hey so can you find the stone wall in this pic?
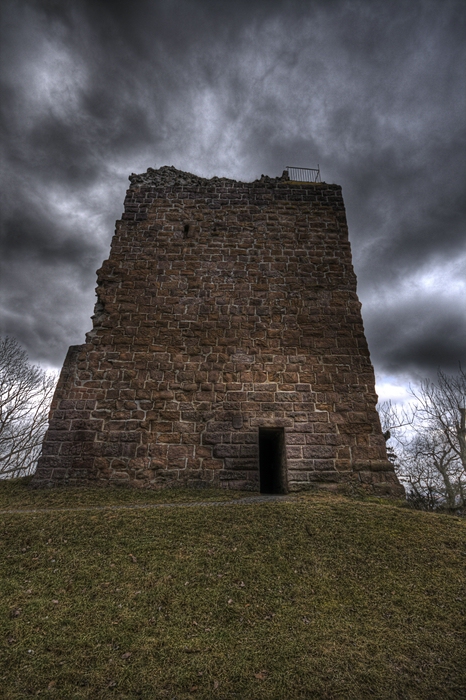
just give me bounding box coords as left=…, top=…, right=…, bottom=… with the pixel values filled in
left=32, top=166, right=404, bottom=496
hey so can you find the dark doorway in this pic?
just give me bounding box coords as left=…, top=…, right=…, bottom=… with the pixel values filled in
left=259, top=428, right=287, bottom=494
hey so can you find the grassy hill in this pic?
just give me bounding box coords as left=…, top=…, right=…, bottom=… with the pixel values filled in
left=1, top=480, right=465, bottom=699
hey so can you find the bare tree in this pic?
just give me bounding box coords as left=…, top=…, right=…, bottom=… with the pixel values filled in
left=398, top=430, right=464, bottom=511
left=378, top=368, right=466, bottom=512
left=411, top=368, right=466, bottom=475
left=0, top=336, right=57, bottom=478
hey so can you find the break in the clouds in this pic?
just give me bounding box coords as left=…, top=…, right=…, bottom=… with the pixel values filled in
left=1, top=0, right=465, bottom=393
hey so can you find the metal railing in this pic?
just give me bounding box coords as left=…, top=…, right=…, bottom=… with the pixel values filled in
left=285, top=165, right=321, bottom=183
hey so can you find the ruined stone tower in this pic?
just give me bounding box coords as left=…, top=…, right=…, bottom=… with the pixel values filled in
left=32, top=166, right=403, bottom=496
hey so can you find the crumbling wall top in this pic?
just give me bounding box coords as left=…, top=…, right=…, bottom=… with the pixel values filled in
left=128, top=165, right=290, bottom=189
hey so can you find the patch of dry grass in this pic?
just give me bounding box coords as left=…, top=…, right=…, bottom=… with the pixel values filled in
left=0, top=482, right=465, bottom=699
left=0, top=477, right=246, bottom=510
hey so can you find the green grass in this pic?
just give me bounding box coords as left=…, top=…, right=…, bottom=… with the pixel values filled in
left=1, top=480, right=465, bottom=699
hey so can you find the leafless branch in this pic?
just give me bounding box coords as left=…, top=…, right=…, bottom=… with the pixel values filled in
left=377, top=368, right=466, bottom=512
left=0, top=336, right=57, bottom=478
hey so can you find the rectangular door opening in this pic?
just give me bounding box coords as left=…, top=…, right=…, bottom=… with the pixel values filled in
left=259, top=427, right=287, bottom=494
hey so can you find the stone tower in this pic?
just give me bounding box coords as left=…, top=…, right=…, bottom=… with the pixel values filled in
left=32, top=166, right=403, bottom=496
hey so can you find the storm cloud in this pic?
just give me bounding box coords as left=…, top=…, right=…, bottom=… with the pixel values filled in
left=1, top=0, right=465, bottom=396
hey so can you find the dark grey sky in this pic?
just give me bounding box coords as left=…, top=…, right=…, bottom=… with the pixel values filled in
left=1, top=0, right=465, bottom=400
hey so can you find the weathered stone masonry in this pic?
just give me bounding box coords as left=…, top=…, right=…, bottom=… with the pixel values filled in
left=32, top=166, right=404, bottom=496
